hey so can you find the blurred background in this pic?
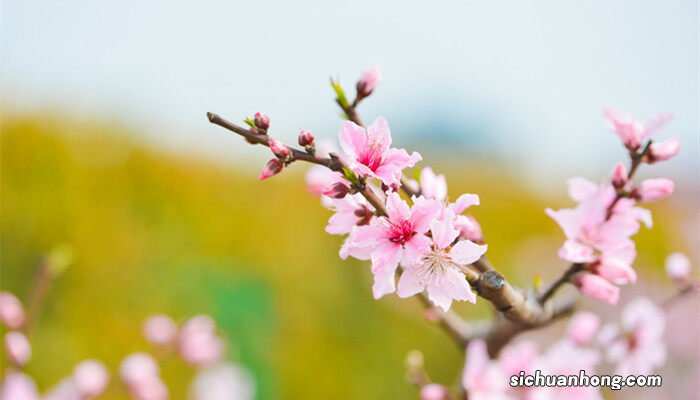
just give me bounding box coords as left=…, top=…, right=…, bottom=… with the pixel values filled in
left=2, top=0, right=698, bottom=399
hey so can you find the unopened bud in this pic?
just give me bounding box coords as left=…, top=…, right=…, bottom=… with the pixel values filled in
left=611, top=162, right=628, bottom=189
left=253, top=112, right=270, bottom=131
left=4, top=331, right=31, bottom=367
left=633, top=178, right=674, bottom=202
left=575, top=273, right=619, bottom=304
left=322, top=182, right=350, bottom=199
left=356, top=66, right=382, bottom=99
left=665, top=252, right=691, bottom=281
left=259, top=159, right=284, bottom=181
left=420, top=384, right=449, bottom=400
left=268, top=139, right=291, bottom=160
left=646, top=138, right=680, bottom=164
left=298, top=129, right=315, bottom=147
left=0, top=291, right=25, bottom=330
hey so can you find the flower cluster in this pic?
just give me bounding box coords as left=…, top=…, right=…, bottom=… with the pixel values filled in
left=0, top=292, right=254, bottom=400
left=302, top=117, right=487, bottom=311
left=546, top=109, right=679, bottom=304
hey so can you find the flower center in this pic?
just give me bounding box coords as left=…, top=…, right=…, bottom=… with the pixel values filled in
left=357, top=141, right=384, bottom=171
left=388, top=220, right=415, bottom=245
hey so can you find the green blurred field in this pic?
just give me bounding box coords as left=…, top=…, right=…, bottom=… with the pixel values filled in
left=0, top=113, right=684, bottom=399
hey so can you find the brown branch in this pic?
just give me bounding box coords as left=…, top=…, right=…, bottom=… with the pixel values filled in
left=661, top=283, right=696, bottom=309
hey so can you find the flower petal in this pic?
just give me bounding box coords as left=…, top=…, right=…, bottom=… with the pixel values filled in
left=450, top=240, right=487, bottom=265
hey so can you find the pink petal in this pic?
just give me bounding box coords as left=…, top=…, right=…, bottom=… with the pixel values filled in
left=402, top=234, right=432, bottom=265
left=545, top=208, right=583, bottom=241
left=370, top=242, right=402, bottom=275
left=372, top=269, right=397, bottom=299
left=567, top=177, right=597, bottom=202
left=373, top=148, right=421, bottom=186
left=386, top=192, right=411, bottom=223
left=338, top=120, right=367, bottom=159
left=430, top=219, right=460, bottom=250
left=575, top=274, right=620, bottom=304
left=396, top=268, right=426, bottom=298
left=426, top=267, right=475, bottom=311
left=566, top=312, right=601, bottom=346
left=409, top=198, right=442, bottom=233
left=449, top=193, right=480, bottom=215
left=450, top=240, right=487, bottom=265
left=643, top=112, right=673, bottom=137
left=366, top=116, right=392, bottom=150
left=419, top=167, right=448, bottom=201
left=558, top=240, right=596, bottom=263
left=596, top=257, right=637, bottom=285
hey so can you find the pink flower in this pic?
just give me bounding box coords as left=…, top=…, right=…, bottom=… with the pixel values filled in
left=258, top=159, right=284, bottom=181
left=566, top=312, right=601, bottom=346
left=419, top=167, right=448, bottom=201
left=342, top=192, right=442, bottom=298
left=665, top=252, right=691, bottom=281
left=356, top=65, right=382, bottom=98
left=73, top=360, right=110, bottom=398
left=420, top=384, right=449, bottom=400
left=0, top=291, right=25, bottom=330
left=326, top=194, right=374, bottom=235
left=0, top=372, right=40, bottom=400
left=4, top=331, right=31, bottom=367
left=575, top=273, right=620, bottom=304
left=531, top=340, right=602, bottom=400
left=144, top=314, right=178, bottom=347
left=397, top=218, right=486, bottom=311
left=178, top=315, right=225, bottom=367
left=462, top=340, right=513, bottom=400
left=339, top=117, right=421, bottom=186
left=546, top=178, right=649, bottom=269
left=604, top=108, right=673, bottom=150
left=634, top=178, right=674, bottom=202
left=447, top=194, right=483, bottom=242
left=647, top=138, right=680, bottom=163
left=189, top=363, right=255, bottom=400
left=599, top=297, right=666, bottom=375
left=498, top=340, right=538, bottom=378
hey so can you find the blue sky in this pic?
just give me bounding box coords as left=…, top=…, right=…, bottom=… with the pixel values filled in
left=2, top=0, right=697, bottom=191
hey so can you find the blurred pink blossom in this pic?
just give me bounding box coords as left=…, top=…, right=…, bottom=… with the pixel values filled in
left=144, top=314, right=178, bottom=347
left=575, top=274, right=620, bottom=304
left=634, top=178, right=675, bottom=202
left=647, top=138, right=680, bottom=163
left=0, top=372, right=39, bottom=400
left=0, top=291, right=25, bottom=330
left=462, top=339, right=512, bottom=400
left=120, top=353, right=168, bottom=400
left=326, top=194, right=374, bottom=235
left=189, top=362, right=255, bottom=400
left=178, top=315, right=225, bottom=367
left=419, top=384, right=449, bottom=400
left=665, top=252, right=691, bottom=281
left=566, top=312, right=601, bottom=346
left=419, top=167, right=447, bottom=201
left=338, top=117, right=421, bottom=186
left=604, top=108, right=673, bottom=151
left=73, top=360, right=109, bottom=398
left=4, top=331, right=31, bottom=367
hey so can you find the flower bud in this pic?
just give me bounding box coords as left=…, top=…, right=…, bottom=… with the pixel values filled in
left=73, top=360, right=110, bottom=398
left=0, top=291, right=25, bottom=330
left=634, top=178, right=674, bottom=202
left=143, top=314, right=178, bottom=347
left=268, top=139, right=291, bottom=160
left=253, top=112, right=270, bottom=131
left=120, top=353, right=159, bottom=387
left=322, top=182, right=350, bottom=199
left=4, top=331, right=31, bottom=367
left=298, top=129, right=315, bottom=147
left=575, top=273, right=619, bottom=304
left=595, top=257, right=637, bottom=285
left=665, top=252, right=691, bottom=281
left=1, top=372, right=39, bottom=400
left=610, top=162, right=628, bottom=189
left=259, top=159, right=284, bottom=181
left=566, top=312, right=600, bottom=346
left=178, top=315, right=225, bottom=367
left=646, top=138, right=680, bottom=163
left=356, top=65, right=382, bottom=99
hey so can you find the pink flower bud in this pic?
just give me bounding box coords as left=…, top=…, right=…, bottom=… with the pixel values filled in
left=322, top=182, right=350, bottom=199
left=0, top=291, right=25, bottom=330
left=268, top=139, right=291, bottom=159
left=298, top=129, right=315, bottom=147
left=566, top=312, right=600, bottom=345
left=634, top=178, right=674, bottom=202
left=646, top=138, right=680, bottom=163
left=253, top=112, right=269, bottom=131
left=575, top=273, right=619, bottom=304
left=595, top=257, right=637, bottom=285
left=610, top=162, right=628, bottom=189
left=143, top=314, right=178, bottom=346
left=178, top=315, right=225, bottom=367
left=0, top=372, right=40, bottom=400
left=73, top=360, right=110, bottom=398
left=259, top=159, right=284, bottom=181
left=356, top=65, right=382, bottom=98
left=603, top=108, right=645, bottom=151
left=4, top=331, right=31, bottom=367
left=420, top=384, right=449, bottom=400
left=665, top=252, right=691, bottom=281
